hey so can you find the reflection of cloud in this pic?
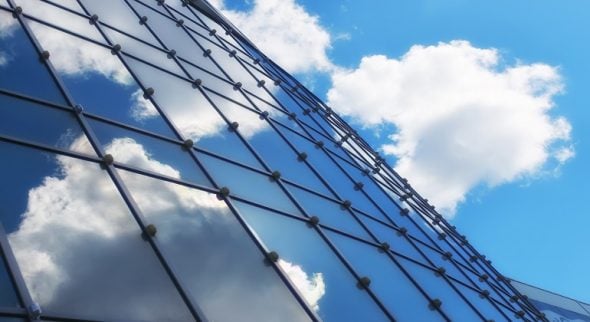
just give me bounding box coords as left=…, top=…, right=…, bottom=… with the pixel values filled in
left=0, top=11, right=18, bottom=66
left=328, top=40, right=571, bottom=216
left=279, top=259, right=325, bottom=312
left=26, top=20, right=132, bottom=85
left=8, top=136, right=313, bottom=319
left=130, top=89, right=159, bottom=121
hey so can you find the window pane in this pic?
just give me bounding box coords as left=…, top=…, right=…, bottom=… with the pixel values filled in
left=89, top=118, right=210, bottom=186
left=80, top=0, right=158, bottom=44
left=359, top=216, right=427, bottom=263
left=0, top=141, right=192, bottom=321
left=286, top=183, right=372, bottom=240
left=0, top=11, right=66, bottom=104
left=397, top=256, right=482, bottom=321
left=120, top=170, right=311, bottom=322
left=235, top=201, right=389, bottom=322
left=0, top=94, right=93, bottom=154
left=199, top=153, right=299, bottom=215
left=0, top=250, right=20, bottom=308
left=457, top=283, right=510, bottom=321
left=15, top=0, right=105, bottom=43
left=127, top=57, right=263, bottom=168
left=26, top=21, right=177, bottom=138
left=326, top=230, right=446, bottom=322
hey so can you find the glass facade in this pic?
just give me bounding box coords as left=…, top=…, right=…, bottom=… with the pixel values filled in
left=0, top=0, right=546, bottom=321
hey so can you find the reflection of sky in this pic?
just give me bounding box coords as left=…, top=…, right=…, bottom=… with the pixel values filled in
left=0, top=137, right=319, bottom=321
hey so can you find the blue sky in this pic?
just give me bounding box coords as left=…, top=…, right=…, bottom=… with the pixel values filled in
left=217, top=0, right=590, bottom=302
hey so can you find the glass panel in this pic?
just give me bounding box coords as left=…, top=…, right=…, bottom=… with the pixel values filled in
left=131, top=1, right=225, bottom=77
left=359, top=216, right=427, bottom=263
left=105, top=27, right=184, bottom=76
left=286, top=183, right=372, bottom=240
left=397, top=256, right=482, bottom=321
left=0, top=11, right=66, bottom=104
left=47, top=0, right=84, bottom=14
left=80, top=0, right=158, bottom=43
left=127, top=57, right=262, bottom=168
left=0, top=141, right=192, bottom=321
left=419, top=244, right=473, bottom=286
left=325, top=230, right=446, bottom=322
left=120, top=170, right=310, bottom=322
left=0, top=93, right=93, bottom=154
left=26, top=20, right=176, bottom=137
left=247, top=124, right=332, bottom=195
left=199, top=153, right=300, bottom=215
left=457, top=284, right=510, bottom=321
left=0, top=251, right=20, bottom=307
left=14, top=0, right=105, bottom=43
left=235, top=201, right=389, bottom=322
left=280, top=127, right=386, bottom=218
left=88, top=118, right=210, bottom=187
left=512, top=280, right=590, bottom=316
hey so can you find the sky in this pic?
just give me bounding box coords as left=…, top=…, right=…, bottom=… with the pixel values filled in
left=211, top=0, right=590, bottom=303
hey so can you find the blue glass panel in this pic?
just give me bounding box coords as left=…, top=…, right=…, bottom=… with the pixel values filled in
left=286, top=183, right=372, bottom=240
left=0, top=11, right=66, bottom=104
left=0, top=251, right=20, bottom=307
left=397, top=256, right=482, bottom=321
left=126, top=56, right=263, bottom=168
left=199, top=153, right=300, bottom=215
left=121, top=171, right=311, bottom=322
left=88, top=118, right=210, bottom=187
left=359, top=216, right=428, bottom=263
left=280, top=127, right=386, bottom=218
left=24, top=21, right=177, bottom=138
left=0, top=93, right=93, bottom=154
left=326, top=230, right=446, bottom=322
left=419, top=244, right=473, bottom=286
left=235, top=201, right=389, bottom=322
left=457, top=283, right=510, bottom=321
left=248, top=125, right=332, bottom=196
left=0, top=141, right=192, bottom=321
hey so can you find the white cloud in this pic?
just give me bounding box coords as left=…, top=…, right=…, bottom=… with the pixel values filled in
left=211, top=0, right=334, bottom=73
left=130, top=89, right=159, bottom=121
left=278, top=259, right=325, bottom=312
left=327, top=40, right=571, bottom=215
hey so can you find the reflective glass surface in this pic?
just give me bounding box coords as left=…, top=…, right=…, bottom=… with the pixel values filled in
left=0, top=142, right=192, bottom=321
left=286, top=183, right=372, bottom=240
left=397, top=256, right=482, bottom=321
left=457, top=283, right=509, bottom=321
left=326, top=230, right=445, bottom=322
left=0, top=253, right=19, bottom=307
left=89, top=118, right=210, bottom=187
left=121, top=170, right=310, bottom=322
left=0, top=93, right=93, bottom=154
left=26, top=20, right=178, bottom=138
left=235, top=201, right=389, bottom=322
left=0, top=11, right=66, bottom=104
left=199, top=153, right=300, bottom=215
left=127, top=57, right=263, bottom=168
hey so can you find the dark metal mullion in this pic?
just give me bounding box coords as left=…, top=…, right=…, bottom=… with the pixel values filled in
left=268, top=119, right=449, bottom=321
left=87, top=1, right=320, bottom=319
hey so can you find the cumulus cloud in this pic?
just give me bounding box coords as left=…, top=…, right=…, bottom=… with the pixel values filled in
left=0, top=11, right=18, bottom=66
left=8, top=136, right=323, bottom=319
left=278, top=259, right=325, bottom=312
left=210, top=0, right=334, bottom=74
left=327, top=40, right=571, bottom=215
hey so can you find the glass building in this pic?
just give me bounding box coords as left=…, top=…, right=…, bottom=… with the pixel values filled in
left=0, top=0, right=548, bottom=321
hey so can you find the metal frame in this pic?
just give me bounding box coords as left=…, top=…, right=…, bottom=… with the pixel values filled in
left=0, top=0, right=547, bottom=321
